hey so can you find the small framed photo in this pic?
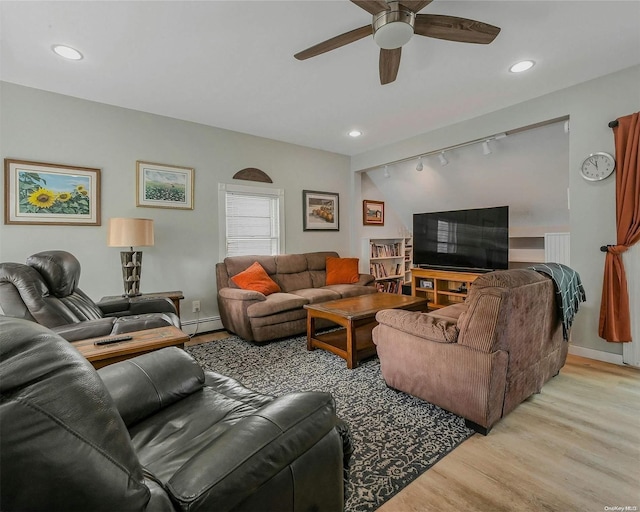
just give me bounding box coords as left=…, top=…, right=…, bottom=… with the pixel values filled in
left=303, top=190, right=339, bottom=231
left=136, top=161, right=194, bottom=210
left=4, top=159, right=101, bottom=226
left=363, top=199, right=384, bottom=226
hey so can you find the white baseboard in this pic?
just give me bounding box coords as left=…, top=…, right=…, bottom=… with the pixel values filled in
left=568, top=344, right=624, bottom=366
left=180, top=316, right=223, bottom=336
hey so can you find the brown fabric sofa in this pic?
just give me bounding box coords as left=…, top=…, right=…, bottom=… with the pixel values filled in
left=216, top=251, right=377, bottom=342
left=372, top=269, right=568, bottom=434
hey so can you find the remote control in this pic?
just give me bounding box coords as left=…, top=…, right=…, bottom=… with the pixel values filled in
left=94, top=335, right=133, bottom=345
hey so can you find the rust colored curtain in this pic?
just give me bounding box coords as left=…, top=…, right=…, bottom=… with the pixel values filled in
left=599, top=112, right=640, bottom=342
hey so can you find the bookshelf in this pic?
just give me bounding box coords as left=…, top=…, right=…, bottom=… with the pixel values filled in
left=361, top=237, right=413, bottom=294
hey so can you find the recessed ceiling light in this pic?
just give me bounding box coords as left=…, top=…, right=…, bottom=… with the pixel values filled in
left=509, top=60, right=535, bottom=73
left=348, top=130, right=362, bottom=138
left=52, top=44, right=83, bottom=61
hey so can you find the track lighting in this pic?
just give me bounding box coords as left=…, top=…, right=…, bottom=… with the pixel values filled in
left=370, top=131, right=509, bottom=173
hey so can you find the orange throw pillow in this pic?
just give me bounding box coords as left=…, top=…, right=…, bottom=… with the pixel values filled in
left=231, top=261, right=281, bottom=296
left=326, top=257, right=360, bottom=285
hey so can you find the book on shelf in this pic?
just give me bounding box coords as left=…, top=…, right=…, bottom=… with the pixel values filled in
left=370, top=242, right=402, bottom=258
left=375, top=279, right=402, bottom=294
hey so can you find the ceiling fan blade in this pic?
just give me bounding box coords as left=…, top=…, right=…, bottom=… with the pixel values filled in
left=350, top=0, right=390, bottom=15
left=414, top=14, right=501, bottom=44
left=294, top=25, right=373, bottom=60
left=379, top=47, right=402, bottom=85
left=399, top=1, right=433, bottom=13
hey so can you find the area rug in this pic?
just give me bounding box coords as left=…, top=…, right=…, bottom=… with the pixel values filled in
left=187, top=334, right=474, bottom=512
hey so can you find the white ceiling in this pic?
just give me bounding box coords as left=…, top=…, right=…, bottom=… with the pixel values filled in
left=1, top=1, right=639, bottom=156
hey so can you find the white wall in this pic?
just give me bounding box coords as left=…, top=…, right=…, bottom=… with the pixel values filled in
left=351, top=64, right=640, bottom=357
left=361, top=120, right=570, bottom=232
left=0, top=82, right=352, bottom=331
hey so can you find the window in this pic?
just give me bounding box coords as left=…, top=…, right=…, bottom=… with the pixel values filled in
left=218, top=183, right=285, bottom=259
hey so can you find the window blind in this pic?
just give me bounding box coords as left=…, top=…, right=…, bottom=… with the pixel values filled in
left=225, top=191, right=280, bottom=257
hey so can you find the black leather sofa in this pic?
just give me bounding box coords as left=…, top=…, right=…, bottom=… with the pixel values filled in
left=0, top=250, right=180, bottom=340
left=0, top=316, right=351, bottom=511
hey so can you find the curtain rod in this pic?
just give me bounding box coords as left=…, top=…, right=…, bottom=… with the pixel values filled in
left=608, top=120, right=619, bottom=128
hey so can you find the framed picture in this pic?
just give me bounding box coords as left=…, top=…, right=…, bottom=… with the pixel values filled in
left=303, top=190, right=339, bottom=231
left=4, top=159, right=101, bottom=226
left=136, top=161, right=194, bottom=210
left=363, top=199, right=384, bottom=226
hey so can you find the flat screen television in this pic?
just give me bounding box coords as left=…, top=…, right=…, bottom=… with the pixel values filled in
left=413, top=206, right=509, bottom=272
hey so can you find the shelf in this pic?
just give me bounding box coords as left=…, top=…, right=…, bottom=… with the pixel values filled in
left=411, top=268, right=481, bottom=309
left=375, top=274, right=404, bottom=281
left=509, top=248, right=545, bottom=263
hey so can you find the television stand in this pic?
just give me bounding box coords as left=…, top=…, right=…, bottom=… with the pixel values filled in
left=410, top=268, right=482, bottom=309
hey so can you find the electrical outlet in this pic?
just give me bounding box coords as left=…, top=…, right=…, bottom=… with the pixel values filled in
left=192, top=300, right=201, bottom=313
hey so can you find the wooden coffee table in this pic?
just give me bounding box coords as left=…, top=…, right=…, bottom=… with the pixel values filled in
left=305, top=293, right=427, bottom=369
left=71, top=325, right=189, bottom=369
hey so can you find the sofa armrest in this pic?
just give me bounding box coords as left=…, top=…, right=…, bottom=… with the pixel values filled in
left=375, top=309, right=459, bottom=343
left=110, top=313, right=179, bottom=332
left=167, top=392, right=340, bottom=511
left=52, top=317, right=116, bottom=341
left=357, top=273, right=375, bottom=286
left=97, top=296, right=177, bottom=316
left=217, top=287, right=267, bottom=340
left=98, top=347, right=204, bottom=427
left=218, top=287, right=266, bottom=302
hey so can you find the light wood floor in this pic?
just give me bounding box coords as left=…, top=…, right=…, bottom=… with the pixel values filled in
left=379, top=354, right=640, bottom=512
left=190, top=333, right=640, bottom=511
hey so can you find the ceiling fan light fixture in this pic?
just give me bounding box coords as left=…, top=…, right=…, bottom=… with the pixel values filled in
left=373, top=2, right=415, bottom=49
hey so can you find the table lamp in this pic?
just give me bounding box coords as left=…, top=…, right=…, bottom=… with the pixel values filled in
left=107, top=217, right=154, bottom=296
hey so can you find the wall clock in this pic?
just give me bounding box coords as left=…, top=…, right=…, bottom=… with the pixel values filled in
left=580, top=152, right=616, bottom=181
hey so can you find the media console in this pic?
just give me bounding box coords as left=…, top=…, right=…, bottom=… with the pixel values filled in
left=410, top=268, right=482, bottom=309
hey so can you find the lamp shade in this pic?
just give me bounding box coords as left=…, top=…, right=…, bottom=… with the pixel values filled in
left=107, top=218, right=154, bottom=248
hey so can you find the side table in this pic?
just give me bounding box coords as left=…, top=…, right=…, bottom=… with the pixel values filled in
left=143, top=291, right=185, bottom=317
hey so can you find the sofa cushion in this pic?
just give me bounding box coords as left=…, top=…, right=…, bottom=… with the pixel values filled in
left=326, top=257, right=359, bottom=285
left=375, top=309, right=459, bottom=343
left=247, top=293, right=309, bottom=318
left=306, top=251, right=339, bottom=288
left=231, top=262, right=281, bottom=296
left=323, top=284, right=379, bottom=299
left=225, top=256, right=277, bottom=284
left=290, top=288, right=341, bottom=304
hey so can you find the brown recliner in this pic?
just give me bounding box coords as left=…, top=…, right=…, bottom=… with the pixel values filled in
left=0, top=250, right=180, bottom=341
left=372, top=269, right=571, bottom=434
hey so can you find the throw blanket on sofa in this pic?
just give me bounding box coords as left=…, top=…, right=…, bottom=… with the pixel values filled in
left=529, top=263, right=587, bottom=341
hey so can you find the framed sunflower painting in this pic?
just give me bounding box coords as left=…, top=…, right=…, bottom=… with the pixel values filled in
left=4, top=159, right=101, bottom=225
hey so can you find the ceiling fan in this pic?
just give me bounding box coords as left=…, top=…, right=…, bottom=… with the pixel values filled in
left=294, top=0, right=500, bottom=85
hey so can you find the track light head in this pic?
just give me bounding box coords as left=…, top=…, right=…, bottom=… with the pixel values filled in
left=482, top=140, right=491, bottom=155
left=438, top=152, right=448, bottom=166
left=383, top=165, right=390, bottom=178
left=416, top=157, right=423, bottom=172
